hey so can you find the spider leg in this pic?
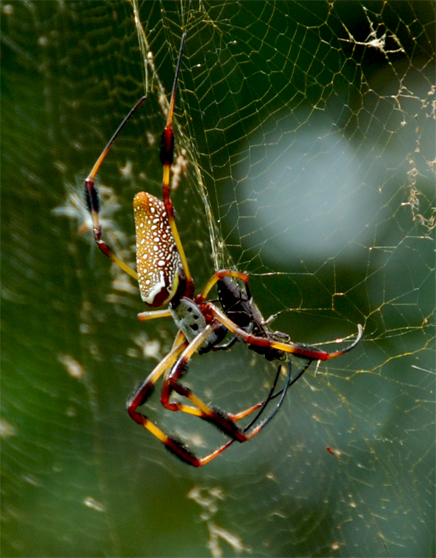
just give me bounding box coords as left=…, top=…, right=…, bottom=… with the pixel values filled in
left=161, top=323, right=295, bottom=443
left=162, top=341, right=291, bottom=424
left=137, top=308, right=173, bottom=322
left=126, top=337, right=210, bottom=465
left=127, top=338, right=187, bottom=417
left=241, top=361, right=292, bottom=437
left=128, top=326, right=296, bottom=467
left=159, top=33, right=194, bottom=296
left=84, top=97, right=147, bottom=280
left=184, top=361, right=293, bottom=465
left=198, top=269, right=251, bottom=302
left=159, top=324, right=240, bottom=419
left=170, top=360, right=293, bottom=465
left=209, top=304, right=363, bottom=361
left=159, top=329, right=212, bottom=418
left=162, top=360, right=291, bottom=423
left=177, top=360, right=313, bottom=465
left=126, top=324, right=243, bottom=467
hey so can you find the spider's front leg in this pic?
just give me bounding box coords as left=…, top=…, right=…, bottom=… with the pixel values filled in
left=84, top=97, right=147, bottom=281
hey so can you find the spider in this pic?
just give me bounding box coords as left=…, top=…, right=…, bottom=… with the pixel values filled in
left=84, top=33, right=363, bottom=467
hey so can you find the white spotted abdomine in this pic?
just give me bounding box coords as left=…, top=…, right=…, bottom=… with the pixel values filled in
left=134, top=192, right=181, bottom=307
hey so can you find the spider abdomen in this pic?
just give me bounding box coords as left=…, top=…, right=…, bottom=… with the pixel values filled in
left=134, top=192, right=182, bottom=308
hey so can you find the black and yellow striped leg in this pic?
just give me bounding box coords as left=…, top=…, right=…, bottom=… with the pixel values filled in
left=127, top=325, right=296, bottom=466
left=209, top=304, right=364, bottom=361
left=160, top=325, right=292, bottom=443
left=161, top=342, right=294, bottom=428
left=126, top=331, right=241, bottom=467
left=158, top=33, right=195, bottom=298
left=84, top=97, right=148, bottom=281
left=126, top=338, right=204, bottom=464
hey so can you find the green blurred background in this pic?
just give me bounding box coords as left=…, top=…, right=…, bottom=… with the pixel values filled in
left=1, top=1, right=434, bottom=557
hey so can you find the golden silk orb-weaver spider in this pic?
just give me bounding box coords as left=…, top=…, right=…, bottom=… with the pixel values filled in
left=84, top=33, right=363, bottom=467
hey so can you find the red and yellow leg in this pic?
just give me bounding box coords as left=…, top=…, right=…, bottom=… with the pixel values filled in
left=160, top=324, right=292, bottom=442
left=158, top=33, right=194, bottom=296
left=209, top=304, right=363, bottom=361
left=84, top=97, right=148, bottom=280
left=126, top=331, right=240, bottom=467
left=198, top=269, right=252, bottom=302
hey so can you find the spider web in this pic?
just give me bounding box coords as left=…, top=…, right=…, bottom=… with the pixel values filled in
left=1, top=1, right=434, bottom=557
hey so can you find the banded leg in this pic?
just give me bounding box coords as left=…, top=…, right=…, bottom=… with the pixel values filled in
left=194, top=360, right=293, bottom=464
left=137, top=309, right=173, bottom=321
left=126, top=338, right=204, bottom=463
left=158, top=33, right=194, bottom=296
left=84, top=97, right=147, bottom=280
left=129, top=325, right=294, bottom=466
left=209, top=304, right=364, bottom=361
left=161, top=325, right=293, bottom=443
left=83, top=33, right=190, bottom=291
left=160, top=358, right=312, bottom=466
left=126, top=329, right=242, bottom=467
left=162, top=355, right=291, bottom=425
